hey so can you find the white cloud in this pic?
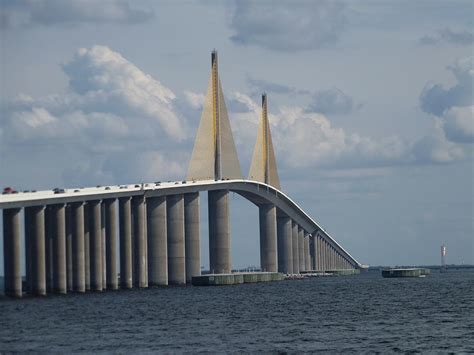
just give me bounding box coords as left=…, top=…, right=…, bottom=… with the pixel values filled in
left=228, top=0, right=347, bottom=51
left=419, top=56, right=473, bottom=116
left=419, top=56, right=473, bottom=144
left=1, top=0, right=153, bottom=28
left=305, top=88, right=358, bottom=115
left=1, top=46, right=190, bottom=187
left=443, top=106, right=474, bottom=143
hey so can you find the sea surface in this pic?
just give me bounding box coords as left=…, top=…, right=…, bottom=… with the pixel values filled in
left=1, top=270, right=473, bottom=353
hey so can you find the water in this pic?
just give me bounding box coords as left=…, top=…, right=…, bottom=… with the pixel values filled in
left=1, top=271, right=473, bottom=352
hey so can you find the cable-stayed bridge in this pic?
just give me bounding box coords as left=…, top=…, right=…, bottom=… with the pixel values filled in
left=0, top=51, right=364, bottom=297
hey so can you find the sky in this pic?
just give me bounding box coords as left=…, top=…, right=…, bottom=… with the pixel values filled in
left=0, top=0, right=473, bottom=271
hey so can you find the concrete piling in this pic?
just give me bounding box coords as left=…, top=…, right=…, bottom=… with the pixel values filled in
left=84, top=204, right=90, bottom=290
left=66, top=206, right=73, bottom=292
left=27, top=206, right=46, bottom=295
left=71, top=202, right=85, bottom=293
left=277, top=216, right=292, bottom=274
left=304, top=232, right=311, bottom=272
left=292, top=221, right=299, bottom=274
left=51, top=204, right=67, bottom=294
left=45, top=207, right=53, bottom=292
left=146, top=196, right=168, bottom=286
left=3, top=208, right=22, bottom=297
left=184, top=192, right=200, bottom=283
left=133, top=196, right=147, bottom=288
left=119, top=197, right=132, bottom=289
left=259, top=204, right=277, bottom=272
left=167, top=194, right=185, bottom=285
left=298, top=227, right=305, bottom=272
left=89, top=200, right=103, bottom=291
left=104, top=199, right=118, bottom=290
left=208, top=190, right=231, bottom=274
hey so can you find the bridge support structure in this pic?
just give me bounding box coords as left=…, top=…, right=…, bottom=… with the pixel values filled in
left=147, top=196, right=168, bottom=286
left=277, top=216, right=293, bottom=274
left=167, top=194, right=185, bottom=285
left=185, top=192, right=200, bottom=283
left=259, top=204, right=277, bottom=272
left=208, top=190, right=231, bottom=274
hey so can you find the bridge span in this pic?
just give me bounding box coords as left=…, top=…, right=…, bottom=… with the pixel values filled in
left=1, top=178, right=362, bottom=297
left=1, top=51, right=364, bottom=298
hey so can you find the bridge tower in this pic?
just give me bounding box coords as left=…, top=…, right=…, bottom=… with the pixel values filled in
left=187, top=51, right=241, bottom=274
left=248, top=94, right=281, bottom=190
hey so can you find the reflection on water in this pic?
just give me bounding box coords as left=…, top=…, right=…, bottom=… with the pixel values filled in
left=1, top=271, right=473, bottom=352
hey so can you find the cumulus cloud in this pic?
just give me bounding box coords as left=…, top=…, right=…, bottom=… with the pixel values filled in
left=1, top=0, right=153, bottom=28
left=305, top=88, right=358, bottom=115
left=419, top=56, right=473, bottom=144
left=1, top=45, right=190, bottom=188
left=226, top=93, right=462, bottom=170
left=246, top=77, right=309, bottom=95
left=419, top=28, right=474, bottom=46
left=228, top=0, right=347, bottom=51
left=443, top=106, right=474, bottom=143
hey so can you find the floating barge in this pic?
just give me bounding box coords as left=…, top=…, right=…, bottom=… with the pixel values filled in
left=382, top=268, right=430, bottom=278
left=192, top=272, right=285, bottom=286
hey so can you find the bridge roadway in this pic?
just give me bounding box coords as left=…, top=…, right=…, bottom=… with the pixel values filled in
left=0, top=179, right=362, bottom=297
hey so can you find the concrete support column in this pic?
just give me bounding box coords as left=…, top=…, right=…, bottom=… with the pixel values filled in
left=84, top=204, right=90, bottom=290
left=66, top=206, right=73, bottom=292
left=322, top=239, right=327, bottom=271
left=24, top=209, right=32, bottom=294
left=208, top=190, right=231, bottom=274
left=312, top=235, right=318, bottom=271
left=26, top=206, right=46, bottom=295
left=104, top=199, right=118, bottom=290
left=71, top=202, right=85, bottom=293
left=298, top=227, right=305, bottom=272
left=119, top=197, right=132, bottom=289
left=147, top=196, right=167, bottom=286
left=45, top=207, right=53, bottom=292
left=3, top=208, right=22, bottom=297
left=259, top=204, right=277, bottom=272
left=185, top=192, right=200, bottom=283
left=89, top=200, right=103, bottom=291
left=51, top=204, right=67, bottom=294
left=277, top=216, right=293, bottom=274
left=167, top=194, right=185, bottom=285
left=291, top=221, right=299, bottom=274
left=133, top=196, right=147, bottom=288
left=304, top=233, right=311, bottom=271
left=101, top=203, right=106, bottom=290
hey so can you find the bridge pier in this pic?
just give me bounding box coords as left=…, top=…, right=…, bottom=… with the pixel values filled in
left=292, top=221, right=299, bottom=274
left=185, top=192, right=200, bottom=283
left=133, top=196, right=147, bottom=288
left=208, top=190, right=231, bottom=274
left=147, top=196, right=168, bottom=286
left=26, top=206, right=46, bottom=295
left=104, top=199, right=118, bottom=290
left=84, top=204, right=90, bottom=291
left=3, top=208, right=22, bottom=297
left=66, top=206, right=73, bottom=292
left=119, top=197, right=133, bottom=289
left=259, top=204, right=277, bottom=272
left=277, top=216, right=293, bottom=274
left=311, top=234, right=317, bottom=271
left=45, top=207, right=53, bottom=292
left=24, top=208, right=32, bottom=294
left=304, top=232, right=311, bottom=272
left=298, top=226, right=305, bottom=272
left=167, top=194, right=185, bottom=285
left=51, top=204, right=67, bottom=294
left=71, top=202, right=85, bottom=293
left=89, top=200, right=103, bottom=291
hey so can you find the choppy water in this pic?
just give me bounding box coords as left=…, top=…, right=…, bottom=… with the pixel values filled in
left=1, top=270, right=473, bottom=353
